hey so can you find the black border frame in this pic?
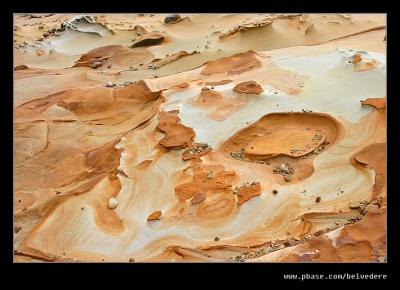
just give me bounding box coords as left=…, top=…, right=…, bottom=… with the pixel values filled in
left=2, top=0, right=399, bottom=285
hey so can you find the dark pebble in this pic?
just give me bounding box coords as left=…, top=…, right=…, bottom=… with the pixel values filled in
left=164, top=14, right=181, bottom=24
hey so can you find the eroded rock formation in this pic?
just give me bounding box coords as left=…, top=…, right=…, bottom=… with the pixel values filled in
left=14, top=13, right=386, bottom=262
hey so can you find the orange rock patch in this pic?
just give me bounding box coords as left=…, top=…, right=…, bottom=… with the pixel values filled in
left=245, top=128, right=326, bottom=159
left=189, top=87, right=252, bottom=121
left=236, top=182, right=261, bottom=205
left=170, top=82, right=190, bottom=89
left=131, top=33, right=165, bottom=48
left=353, top=142, right=386, bottom=199
left=195, top=88, right=224, bottom=107
left=175, top=168, right=236, bottom=202
left=191, top=192, right=206, bottom=204
left=14, top=64, right=29, bottom=71
left=16, top=80, right=162, bottom=125
left=147, top=210, right=162, bottom=221
left=14, top=80, right=162, bottom=220
left=196, top=193, right=236, bottom=219
left=182, top=143, right=212, bottom=161
left=361, top=97, right=386, bottom=110
left=352, top=54, right=380, bottom=72
left=175, top=160, right=237, bottom=219
left=182, top=148, right=211, bottom=160
left=353, top=53, right=362, bottom=64
left=233, top=81, right=264, bottom=94
left=73, top=45, right=121, bottom=68
left=280, top=206, right=386, bottom=262
left=201, top=51, right=261, bottom=76
left=221, top=112, right=341, bottom=184
left=156, top=110, right=195, bottom=150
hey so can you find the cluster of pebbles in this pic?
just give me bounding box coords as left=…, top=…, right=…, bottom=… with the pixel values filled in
left=40, top=24, right=66, bottom=39
left=312, top=133, right=324, bottom=143
left=230, top=241, right=292, bottom=262
left=184, top=142, right=211, bottom=156
left=289, top=131, right=327, bottom=158
left=233, top=181, right=258, bottom=194
left=349, top=200, right=371, bottom=215
left=148, top=63, right=158, bottom=70
left=300, top=147, right=322, bottom=158
left=230, top=148, right=269, bottom=164
left=192, top=142, right=211, bottom=153
left=38, top=15, right=93, bottom=41
left=347, top=216, right=362, bottom=224
left=341, top=198, right=378, bottom=224
left=16, top=15, right=103, bottom=48
left=104, top=81, right=133, bottom=87
left=15, top=23, right=65, bottom=47
left=229, top=212, right=365, bottom=262
left=300, top=142, right=329, bottom=159
left=241, top=202, right=380, bottom=261
left=229, top=197, right=379, bottom=261
left=15, top=41, right=28, bottom=48
left=206, top=171, right=215, bottom=179
left=273, top=163, right=295, bottom=182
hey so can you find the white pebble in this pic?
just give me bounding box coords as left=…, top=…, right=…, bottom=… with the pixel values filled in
left=108, top=197, right=118, bottom=209
left=91, top=61, right=102, bottom=68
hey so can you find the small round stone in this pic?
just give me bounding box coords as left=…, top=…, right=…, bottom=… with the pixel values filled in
left=108, top=197, right=118, bottom=209
left=91, top=61, right=102, bottom=69
left=164, top=14, right=181, bottom=24
left=105, top=81, right=115, bottom=87
left=284, top=175, right=291, bottom=182
left=14, top=226, right=22, bottom=233
left=272, top=189, right=278, bottom=195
